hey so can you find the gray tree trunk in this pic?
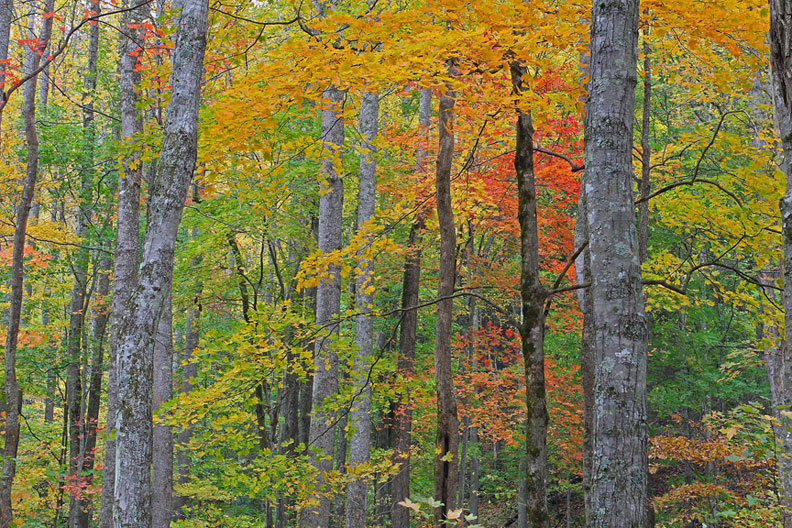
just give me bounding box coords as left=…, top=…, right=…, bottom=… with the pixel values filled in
left=511, top=62, right=549, bottom=528
left=99, top=2, right=147, bottom=525
left=302, top=85, right=345, bottom=528
left=391, top=86, right=430, bottom=528
left=574, top=186, right=595, bottom=528
left=0, top=9, right=49, bottom=525
left=433, top=74, right=460, bottom=526
left=152, top=286, right=174, bottom=528
left=585, top=1, right=648, bottom=527
left=345, top=91, right=379, bottom=528
left=112, top=0, right=208, bottom=525
left=769, top=3, right=792, bottom=524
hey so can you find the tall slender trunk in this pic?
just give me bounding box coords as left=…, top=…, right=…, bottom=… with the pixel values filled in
left=511, top=62, right=549, bottom=528
left=113, top=0, right=208, bottom=524
left=301, top=83, right=345, bottom=528
left=345, top=91, right=379, bottom=528
left=0, top=9, right=49, bottom=525
left=468, top=430, right=479, bottom=519
left=175, top=222, right=202, bottom=519
left=391, top=86, right=430, bottom=528
left=76, top=254, right=111, bottom=528
left=433, top=71, right=460, bottom=526
left=99, top=2, right=147, bottom=525
left=574, top=186, right=595, bottom=527
left=457, top=230, right=475, bottom=518
left=638, top=33, right=656, bottom=527
left=585, top=1, right=648, bottom=527
left=638, top=36, right=652, bottom=264
left=68, top=5, right=99, bottom=523
left=152, top=286, right=174, bottom=528
left=769, top=2, right=792, bottom=524
left=175, top=300, right=200, bottom=517
left=44, top=201, right=57, bottom=424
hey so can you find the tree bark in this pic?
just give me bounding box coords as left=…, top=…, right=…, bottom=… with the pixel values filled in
left=99, top=2, right=147, bottom=525
left=76, top=254, right=111, bottom=528
left=302, top=85, right=345, bottom=528
left=345, top=90, right=379, bottom=528
left=511, top=62, right=549, bottom=528
left=0, top=8, right=49, bottom=525
left=585, top=1, right=648, bottom=527
left=391, top=86, right=430, bottom=528
left=769, top=2, right=792, bottom=524
left=433, top=72, right=460, bottom=526
left=574, top=186, right=595, bottom=528
left=152, top=286, right=174, bottom=528
left=112, top=0, right=208, bottom=525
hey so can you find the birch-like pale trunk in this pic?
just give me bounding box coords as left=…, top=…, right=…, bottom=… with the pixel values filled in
left=98, top=3, right=147, bottom=525
left=0, top=9, right=50, bottom=525
left=112, top=0, right=208, bottom=525
left=345, top=91, right=379, bottom=528
left=433, top=74, right=460, bottom=526
left=302, top=85, right=345, bottom=528
left=769, top=2, right=792, bottom=523
left=585, top=1, right=648, bottom=526
left=391, top=86, right=430, bottom=528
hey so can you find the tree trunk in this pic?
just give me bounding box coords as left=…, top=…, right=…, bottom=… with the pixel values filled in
left=511, top=62, right=549, bottom=528
left=99, top=2, right=147, bottom=525
left=769, top=3, right=792, bottom=524
left=302, top=85, right=345, bottom=528
left=391, top=86, right=430, bottom=528
left=76, top=254, right=111, bottom=528
left=638, top=36, right=651, bottom=263
left=0, top=9, right=48, bottom=525
left=574, top=186, right=595, bottom=528
left=152, top=286, right=174, bottom=528
left=175, top=223, right=202, bottom=519
left=433, top=72, right=460, bottom=526
left=113, top=0, right=208, bottom=524
left=468, top=428, right=479, bottom=520
left=345, top=90, right=378, bottom=528
left=585, top=1, right=648, bottom=527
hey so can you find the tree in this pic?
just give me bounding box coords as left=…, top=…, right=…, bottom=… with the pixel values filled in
left=511, top=61, right=549, bottom=528
left=0, top=8, right=52, bottom=525
left=584, top=1, right=648, bottom=527
left=433, top=67, right=460, bottom=526
left=345, top=90, right=379, bottom=528
left=768, top=1, right=792, bottom=524
left=98, top=2, right=147, bottom=525
left=112, top=0, right=208, bottom=524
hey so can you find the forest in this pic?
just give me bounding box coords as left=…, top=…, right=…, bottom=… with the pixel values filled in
left=0, top=0, right=791, bottom=526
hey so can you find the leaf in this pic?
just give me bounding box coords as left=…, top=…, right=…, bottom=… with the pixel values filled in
left=397, top=498, right=421, bottom=513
